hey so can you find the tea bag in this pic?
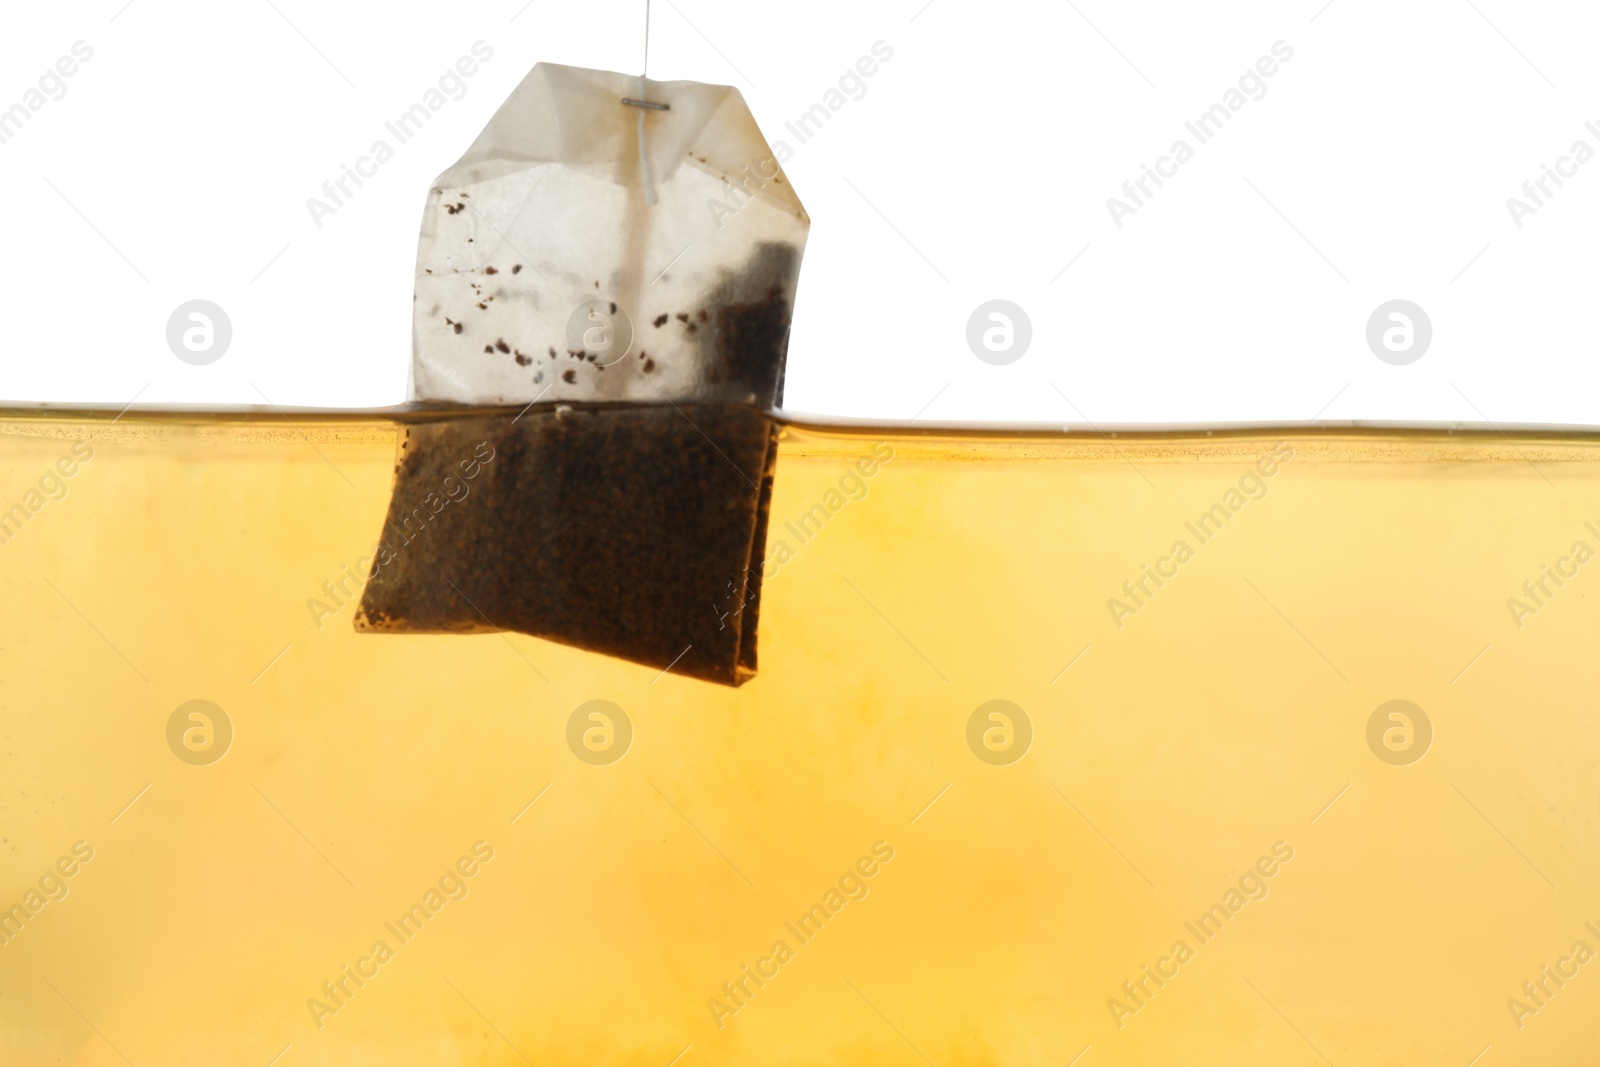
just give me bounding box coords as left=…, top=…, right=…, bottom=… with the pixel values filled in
left=356, top=63, right=809, bottom=686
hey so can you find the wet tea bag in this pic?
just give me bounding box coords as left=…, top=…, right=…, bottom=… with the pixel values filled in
left=356, top=63, right=809, bottom=686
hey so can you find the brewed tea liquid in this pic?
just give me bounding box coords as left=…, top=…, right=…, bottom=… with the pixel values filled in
left=1, top=410, right=1595, bottom=1066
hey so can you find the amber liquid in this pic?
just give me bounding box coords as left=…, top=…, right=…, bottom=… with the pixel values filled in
left=1, top=410, right=1597, bottom=1066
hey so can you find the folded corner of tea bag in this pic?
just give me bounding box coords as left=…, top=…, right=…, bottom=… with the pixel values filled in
left=356, top=62, right=808, bottom=686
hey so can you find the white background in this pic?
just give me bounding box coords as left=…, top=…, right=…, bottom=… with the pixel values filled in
left=1, top=0, right=1597, bottom=425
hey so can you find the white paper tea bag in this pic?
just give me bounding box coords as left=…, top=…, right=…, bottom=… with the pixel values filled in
left=359, top=64, right=807, bottom=686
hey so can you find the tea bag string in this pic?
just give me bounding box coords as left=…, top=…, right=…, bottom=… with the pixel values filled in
left=623, top=0, right=664, bottom=206
left=621, top=0, right=668, bottom=112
